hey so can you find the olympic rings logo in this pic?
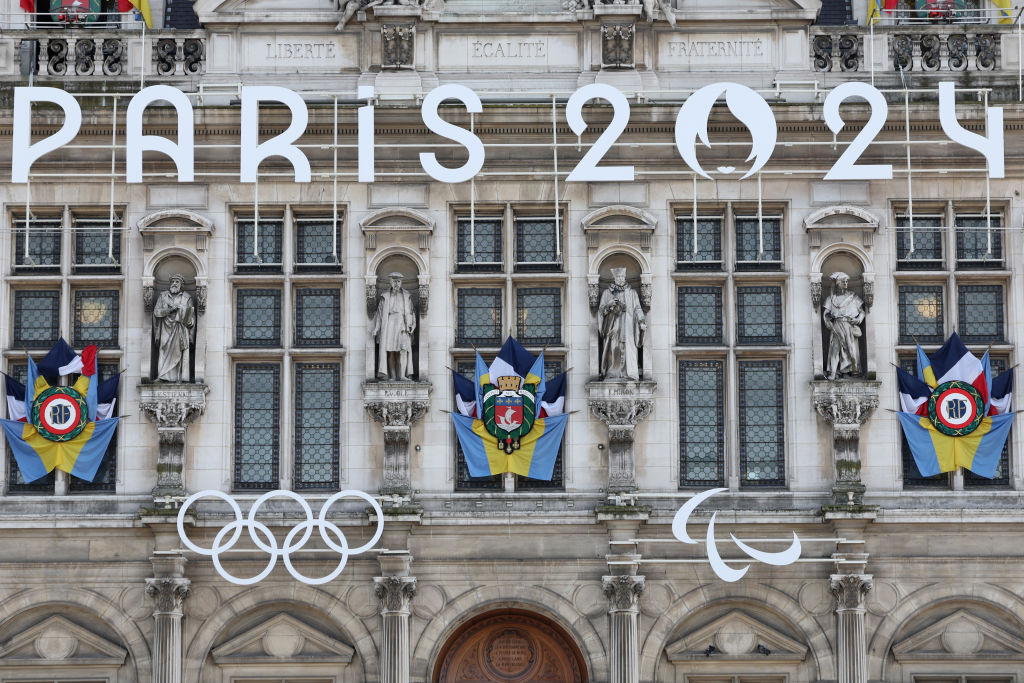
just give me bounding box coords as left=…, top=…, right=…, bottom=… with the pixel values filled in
left=177, top=489, right=384, bottom=586
left=672, top=488, right=801, bottom=583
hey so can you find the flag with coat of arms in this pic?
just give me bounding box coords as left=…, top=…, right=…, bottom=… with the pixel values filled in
left=897, top=332, right=1014, bottom=479
left=1, top=338, right=120, bottom=482
left=451, top=337, right=568, bottom=480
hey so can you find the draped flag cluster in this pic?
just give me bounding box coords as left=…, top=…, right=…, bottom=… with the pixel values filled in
left=1, top=339, right=120, bottom=482
left=451, top=337, right=568, bottom=480
left=896, top=333, right=1013, bottom=479
left=18, top=0, right=152, bottom=28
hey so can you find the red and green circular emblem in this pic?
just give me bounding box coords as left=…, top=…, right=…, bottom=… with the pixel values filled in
left=31, top=386, right=88, bottom=442
left=927, top=380, right=984, bottom=437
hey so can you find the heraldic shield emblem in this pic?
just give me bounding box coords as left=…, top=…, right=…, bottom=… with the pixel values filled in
left=483, top=375, right=537, bottom=454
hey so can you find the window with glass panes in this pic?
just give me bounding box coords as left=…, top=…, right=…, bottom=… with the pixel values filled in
left=73, top=215, right=122, bottom=273
left=13, top=216, right=61, bottom=272
left=457, top=288, right=503, bottom=347
left=516, top=288, right=561, bottom=346
left=73, top=290, right=120, bottom=347
left=674, top=207, right=788, bottom=489
left=957, top=285, right=1004, bottom=344
left=230, top=211, right=345, bottom=490
left=295, top=217, right=341, bottom=270
left=896, top=215, right=943, bottom=269
left=236, top=217, right=284, bottom=270
left=13, top=290, right=61, bottom=349
left=514, top=217, right=561, bottom=271
left=956, top=214, right=1003, bottom=268
left=457, top=217, right=503, bottom=272
left=898, top=286, right=944, bottom=344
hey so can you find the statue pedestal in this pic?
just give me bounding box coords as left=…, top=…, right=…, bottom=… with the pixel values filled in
left=587, top=380, right=656, bottom=493
left=140, top=383, right=208, bottom=506
left=811, top=380, right=880, bottom=509
left=364, top=381, right=431, bottom=496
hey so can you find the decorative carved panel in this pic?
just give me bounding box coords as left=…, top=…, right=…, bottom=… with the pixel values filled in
left=435, top=610, right=586, bottom=683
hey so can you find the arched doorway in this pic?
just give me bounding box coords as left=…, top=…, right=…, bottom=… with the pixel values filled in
left=434, top=609, right=588, bottom=682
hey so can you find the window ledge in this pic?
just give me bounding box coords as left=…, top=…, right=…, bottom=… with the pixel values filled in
left=953, top=269, right=1011, bottom=279
left=228, top=273, right=286, bottom=284
left=290, top=347, right=346, bottom=357
left=226, top=347, right=285, bottom=357
left=291, top=272, right=346, bottom=283
left=893, top=270, right=949, bottom=279
left=732, top=270, right=790, bottom=282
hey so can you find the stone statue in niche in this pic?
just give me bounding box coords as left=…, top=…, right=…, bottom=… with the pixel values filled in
left=823, top=271, right=865, bottom=381
left=153, top=273, right=196, bottom=382
left=598, top=267, right=647, bottom=381
left=336, top=0, right=423, bottom=30
left=373, top=272, right=417, bottom=381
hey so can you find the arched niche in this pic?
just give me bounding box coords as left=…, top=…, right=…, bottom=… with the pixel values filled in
left=143, top=249, right=204, bottom=383
left=587, top=250, right=651, bottom=381
left=366, top=250, right=425, bottom=382
left=811, top=245, right=874, bottom=381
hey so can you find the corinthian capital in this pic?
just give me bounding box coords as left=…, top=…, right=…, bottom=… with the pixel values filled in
left=374, top=576, right=417, bottom=613
left=602, top=575, right=644, bottom=612
left=830, top=574, right=872, bottom=611
left=145, top=577, right=191, bottom=615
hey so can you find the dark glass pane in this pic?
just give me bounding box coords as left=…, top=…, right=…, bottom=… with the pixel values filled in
left=13, top=291, right=60, bottom=349
left=958, top=285, right=1003, bottom=344
left=70, top=362, right=119, bottom=493
left=295, top=289, right=340, bottom=347
left=898, top=286, right=944, bottom=344
left=13, top=219, right=61, bottom=271
left=956, top=215, right=1002, bottom=268
left=735, top=217, right=781, bottom=268
left=236, top=219, right=283, bottom=270
left=679, top=360, right=725, bottom=487
left=457, top=218, right=503, bottom=272
left=739, top=360, right=785, bottom=487
left=295, top=218, right=340, bottom=268
left=677, top=287, right=723, bottom=345
left=543, top=358, right=564, bottom=382
left=676, top=217, right=722, bottom=270
left=294, top=363, right=340, bottom=489
left=898, top=356, right=949, bottom=488
left=736, top=286, right=783, bottom=345
left=515, top=219, right=560, bottom=271
left=457, top=288, right=502, bottom=347
left=74, top=217, right=122, bottom=272
left=454, top=359, right=503, bottom=490
left=73, top=290, right=120, bottom=347
left=234, top=364, right=280, bottom=490
left=517, top=288, right=561, bottom=346
left=895, top=216, right=943, bottom=269
left=236, top=289, right=282, bottom=347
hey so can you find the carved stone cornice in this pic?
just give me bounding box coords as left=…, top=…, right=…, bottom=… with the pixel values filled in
left=602, top=575, right=644, bottom=612
left=812, top=380, right=881, bottom=429
left=830, top=574, right=872, bottom=612
left=374, top=576, right=417, bottom=614
left=141, top=400, right=205, bottom=429
left=365, top=400, right=430, bottom=428
left=145, top=578, right=191, bottom=615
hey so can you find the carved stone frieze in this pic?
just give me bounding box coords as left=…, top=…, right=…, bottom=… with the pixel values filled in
left=375, top=576, right=417, bottom=613
left=141, top=400, right=205, bottom=429
left=365, top=400, right=429, bottom=427
left=830, top=574, right=872, bottom=611
left=601, top=23, right=634, bottom=69
left=145, top=578, right=191, bottom=615
left=602, top=575, right=644, bottom=612
left=590, top=398, right=654, bottom=429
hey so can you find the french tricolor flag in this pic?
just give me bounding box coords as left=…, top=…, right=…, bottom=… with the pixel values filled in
left=990, top=370, right=1013, bottom=416
left=897, top=367, right=930, bottom=416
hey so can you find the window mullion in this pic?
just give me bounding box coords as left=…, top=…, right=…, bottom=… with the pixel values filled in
left=280, top=354, right=293, bottom=491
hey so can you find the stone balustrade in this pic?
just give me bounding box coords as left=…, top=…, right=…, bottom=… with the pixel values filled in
left=14, top=30, right=205, bottom=78
left=811, top=25, right=1010, bottom=73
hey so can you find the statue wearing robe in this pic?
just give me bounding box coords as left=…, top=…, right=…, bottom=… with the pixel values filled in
left=823, top=275, right=864, bottom=380
left=373, top=279, right=417, bottom=381
left=598, top=278, right=646, bottom=381
left=153, top=279, right=195, bottom=382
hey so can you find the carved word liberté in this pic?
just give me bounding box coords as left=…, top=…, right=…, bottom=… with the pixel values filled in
left=12, top=81, right=1004, bottom=187
left=265, top=41, right=338, bottom=60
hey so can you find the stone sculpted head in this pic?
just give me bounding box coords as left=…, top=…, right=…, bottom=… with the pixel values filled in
left=830, top=271, right=849, bottom=292
left=169, top=273, right=184, bottom=294
left=389, top=272, right=403, bottom=292
left=611, top=267, right=627, bottom=287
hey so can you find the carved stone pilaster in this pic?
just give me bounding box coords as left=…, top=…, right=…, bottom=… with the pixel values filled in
left=811, top=380, right=880, bottom=507
left=194, top=284, right=207, bottom=315
left=366, top=281, right=378, bottom=317
left=588, top=381, right=656, bottom=493
left=375, top=576, right=416, bottom=683
left=145, top=577, right=190, bottom=683
left=418, top=282, right=429, bottom=314
left=810, top=275, right=822, bottom=311
left=364, top=382, right=431, bottom=495
left=862, top=276, right=874, bottom=312
left=601, top=23, right=634, bottom=69
left=831, top=574, right=872, bottom=683
left=140, top=383, right=209, bottom=504
left=603, top=575, right=644, bottom=683
left=639, top=281, right=652, bottom=310
left=143, top=284, right=155, bottom=312
left=588, top=281, right=601, bottom=311
left=382, top=24, right=414, bottom=69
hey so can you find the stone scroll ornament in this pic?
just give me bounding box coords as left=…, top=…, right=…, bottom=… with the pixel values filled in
left=896, top=332, right=1014, bottom=478
left=1, top=338, right=120, bottom=482
left=177, top=489, right=384, bottom=586
left=451, top=337, right=568, bottom=479
left=671, top=488, right=802, bottom=583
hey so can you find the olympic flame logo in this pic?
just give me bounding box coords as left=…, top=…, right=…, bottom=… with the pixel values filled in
left=177, top=489, right=384, bottom=586
left=671, top=488, right=801, bottom=582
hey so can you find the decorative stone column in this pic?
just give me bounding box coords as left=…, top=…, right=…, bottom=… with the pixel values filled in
left=140, top=383, right=208, bottom=505
left=364, top=381, right=431, bottom=495
left=374, top=576, right=417, bottom=683
left=602, top=575, right=644, bottom=683
left=587, top=380, right=656, bottom=492
left=145, top=566, right=190, bottom=683
left=811, top=380, right=880, bottom=507
left=830, top=573, right=872, bottom=683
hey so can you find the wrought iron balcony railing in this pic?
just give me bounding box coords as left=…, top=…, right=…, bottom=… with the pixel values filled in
left=13, top=30, right=205, bottom=78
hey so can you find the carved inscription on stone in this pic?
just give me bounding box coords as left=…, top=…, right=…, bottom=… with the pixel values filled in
left=659, top=33, right=772, bottom=68
left=438, top=33, right=579, bottom=71
left=241, top=35, right=357, bottom=71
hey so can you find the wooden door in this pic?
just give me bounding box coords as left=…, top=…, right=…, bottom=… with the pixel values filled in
left=434, top=610, right=587, bottom=683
